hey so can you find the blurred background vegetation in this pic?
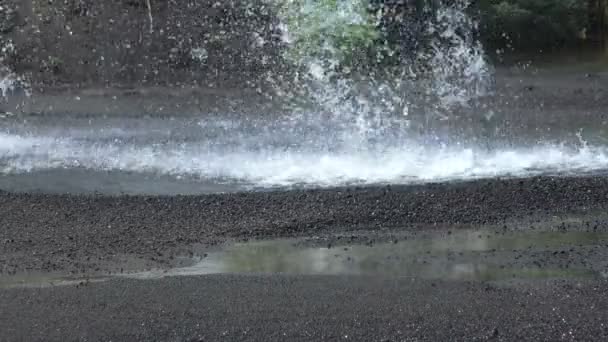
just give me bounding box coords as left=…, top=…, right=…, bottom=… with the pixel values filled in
left=474, top=0, right=607, bottom=53
left=285, top=0, right=608, bottom=69
left=370, top=0, right=607, bottom=54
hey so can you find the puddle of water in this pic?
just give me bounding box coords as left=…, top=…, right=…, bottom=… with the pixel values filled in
left=2, top=230, right=606, bottom=289
left=0, top=274, right=108, bottom=289
left=127, top=230, right=608, bottom=282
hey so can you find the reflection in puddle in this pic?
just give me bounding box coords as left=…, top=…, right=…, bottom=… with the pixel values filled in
left=0, top=274, right=108, bottom=289
left=128, top=230, right=608, bottom=282
left=2, top=230, right=606, bottom=289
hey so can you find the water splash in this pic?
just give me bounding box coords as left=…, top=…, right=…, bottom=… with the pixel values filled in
left=0, top=39, right=29, bottom=102
left=271, top=0, right=492, bottom=143
left=424, top=0, right=493, bottom=108
left=1, top=2, right=602, bottom=192
left=2, top=131, right=608, bottom=189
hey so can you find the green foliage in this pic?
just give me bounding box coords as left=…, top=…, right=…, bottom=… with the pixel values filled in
left=476, top=0, right=589, bottom=51
left=277, top=0, right=383, bottom=69
left=277, top=0, right=595, bottom=67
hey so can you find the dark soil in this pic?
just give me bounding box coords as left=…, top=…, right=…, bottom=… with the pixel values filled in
left=4, top=0, right=286, bottom=89
left=2, top=176, right=608, bottom=275
left=1, top=274, right=608, bottom=341
left=2, top=174, right=608, bottom=341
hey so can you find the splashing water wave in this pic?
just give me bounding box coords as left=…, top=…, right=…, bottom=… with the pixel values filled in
left=1, top=132, right=608, bottom=189
left=1, top=1, right=605, bottom=191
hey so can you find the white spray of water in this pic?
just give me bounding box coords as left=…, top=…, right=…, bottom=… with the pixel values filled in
left=0, top=2, right=604, bottom=190
left=0, top=75, right=15, bottom=99
left=1, top=132, right=608, bottom=188
left=0, top=40, right=28, bottom=102
left=424, top=0, right=493, bottom=107
left=273, top=0, right=493, bottom=140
